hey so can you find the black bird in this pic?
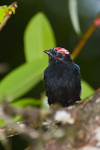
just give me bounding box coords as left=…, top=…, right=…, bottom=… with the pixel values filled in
left=43, top=47, right=81, bottom=107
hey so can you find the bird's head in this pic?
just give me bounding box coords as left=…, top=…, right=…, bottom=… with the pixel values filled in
left=44, top=47, right=72, bottom=64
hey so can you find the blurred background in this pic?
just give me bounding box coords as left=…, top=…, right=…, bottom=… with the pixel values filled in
left=0, top=0, right=100, bottom=149
left=0, top=0, right=100, bottom=99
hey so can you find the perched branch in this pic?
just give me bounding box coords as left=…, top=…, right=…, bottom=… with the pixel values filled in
left=0, top=90, right=100, bottom=149
left=0, top=103, right=51, bottom=138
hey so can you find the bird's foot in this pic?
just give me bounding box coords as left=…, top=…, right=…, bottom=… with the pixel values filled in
left=75, top=100, right=87, bottom=108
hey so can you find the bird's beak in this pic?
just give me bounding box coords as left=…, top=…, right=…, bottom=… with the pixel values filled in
left=44, top=50, right=52, bottom=56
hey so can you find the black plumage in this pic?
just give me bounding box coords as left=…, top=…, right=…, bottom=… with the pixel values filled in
left=43, top=47, right=81, bottom=107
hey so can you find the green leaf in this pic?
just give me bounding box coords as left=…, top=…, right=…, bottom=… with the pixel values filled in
left=81, top=80, right=94, bottom=99
left=12, top=115, right=23, bottom=122
left=0, top=59, right=46, bottom=102
left=68, top=0, right=81, bottom=35
left=0, top=119, right=5, bottom=127
left=24, top=12, right=56, bottom=62
left=0, top=9, right=5, bottom=23
left=8, top=6, right=15, bottom=14
left=12, top=98, right=42, bottom=107
left=0, top=6, right=7, bottom=10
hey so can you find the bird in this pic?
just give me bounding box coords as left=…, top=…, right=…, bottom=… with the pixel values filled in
left=43, top=47, right=81, bottom=107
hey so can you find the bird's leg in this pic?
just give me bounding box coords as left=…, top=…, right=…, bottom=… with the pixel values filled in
left=75, top=100, right=87, bottom=108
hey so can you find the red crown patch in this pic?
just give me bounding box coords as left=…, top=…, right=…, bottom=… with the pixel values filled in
left=54, top=48, right=70, bottom=55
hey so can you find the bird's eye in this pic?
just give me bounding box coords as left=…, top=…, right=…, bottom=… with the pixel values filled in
left=57, top=53, right=62, bottom=58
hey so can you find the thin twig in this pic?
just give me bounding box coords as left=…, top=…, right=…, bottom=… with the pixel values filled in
left=72, top=13, right=100, bottom=60
left=0, top=2, right=18, bottom=31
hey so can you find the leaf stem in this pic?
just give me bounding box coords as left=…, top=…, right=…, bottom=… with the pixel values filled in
left=72, top=13, right=100, bottom=60
left=0, top=2, right=18, bottom=31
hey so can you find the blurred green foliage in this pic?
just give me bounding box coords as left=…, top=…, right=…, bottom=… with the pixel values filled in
left=0, top=12, right=56, bottom=108
left=0, top=11, right=94, bottom=109
left=12, top=98, right=42, bottom=107
left=0, top=59, right=46, bottom=102
left=24, top=13, right=56, bottom=62
left=68, top=0, right=81, bottom=35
